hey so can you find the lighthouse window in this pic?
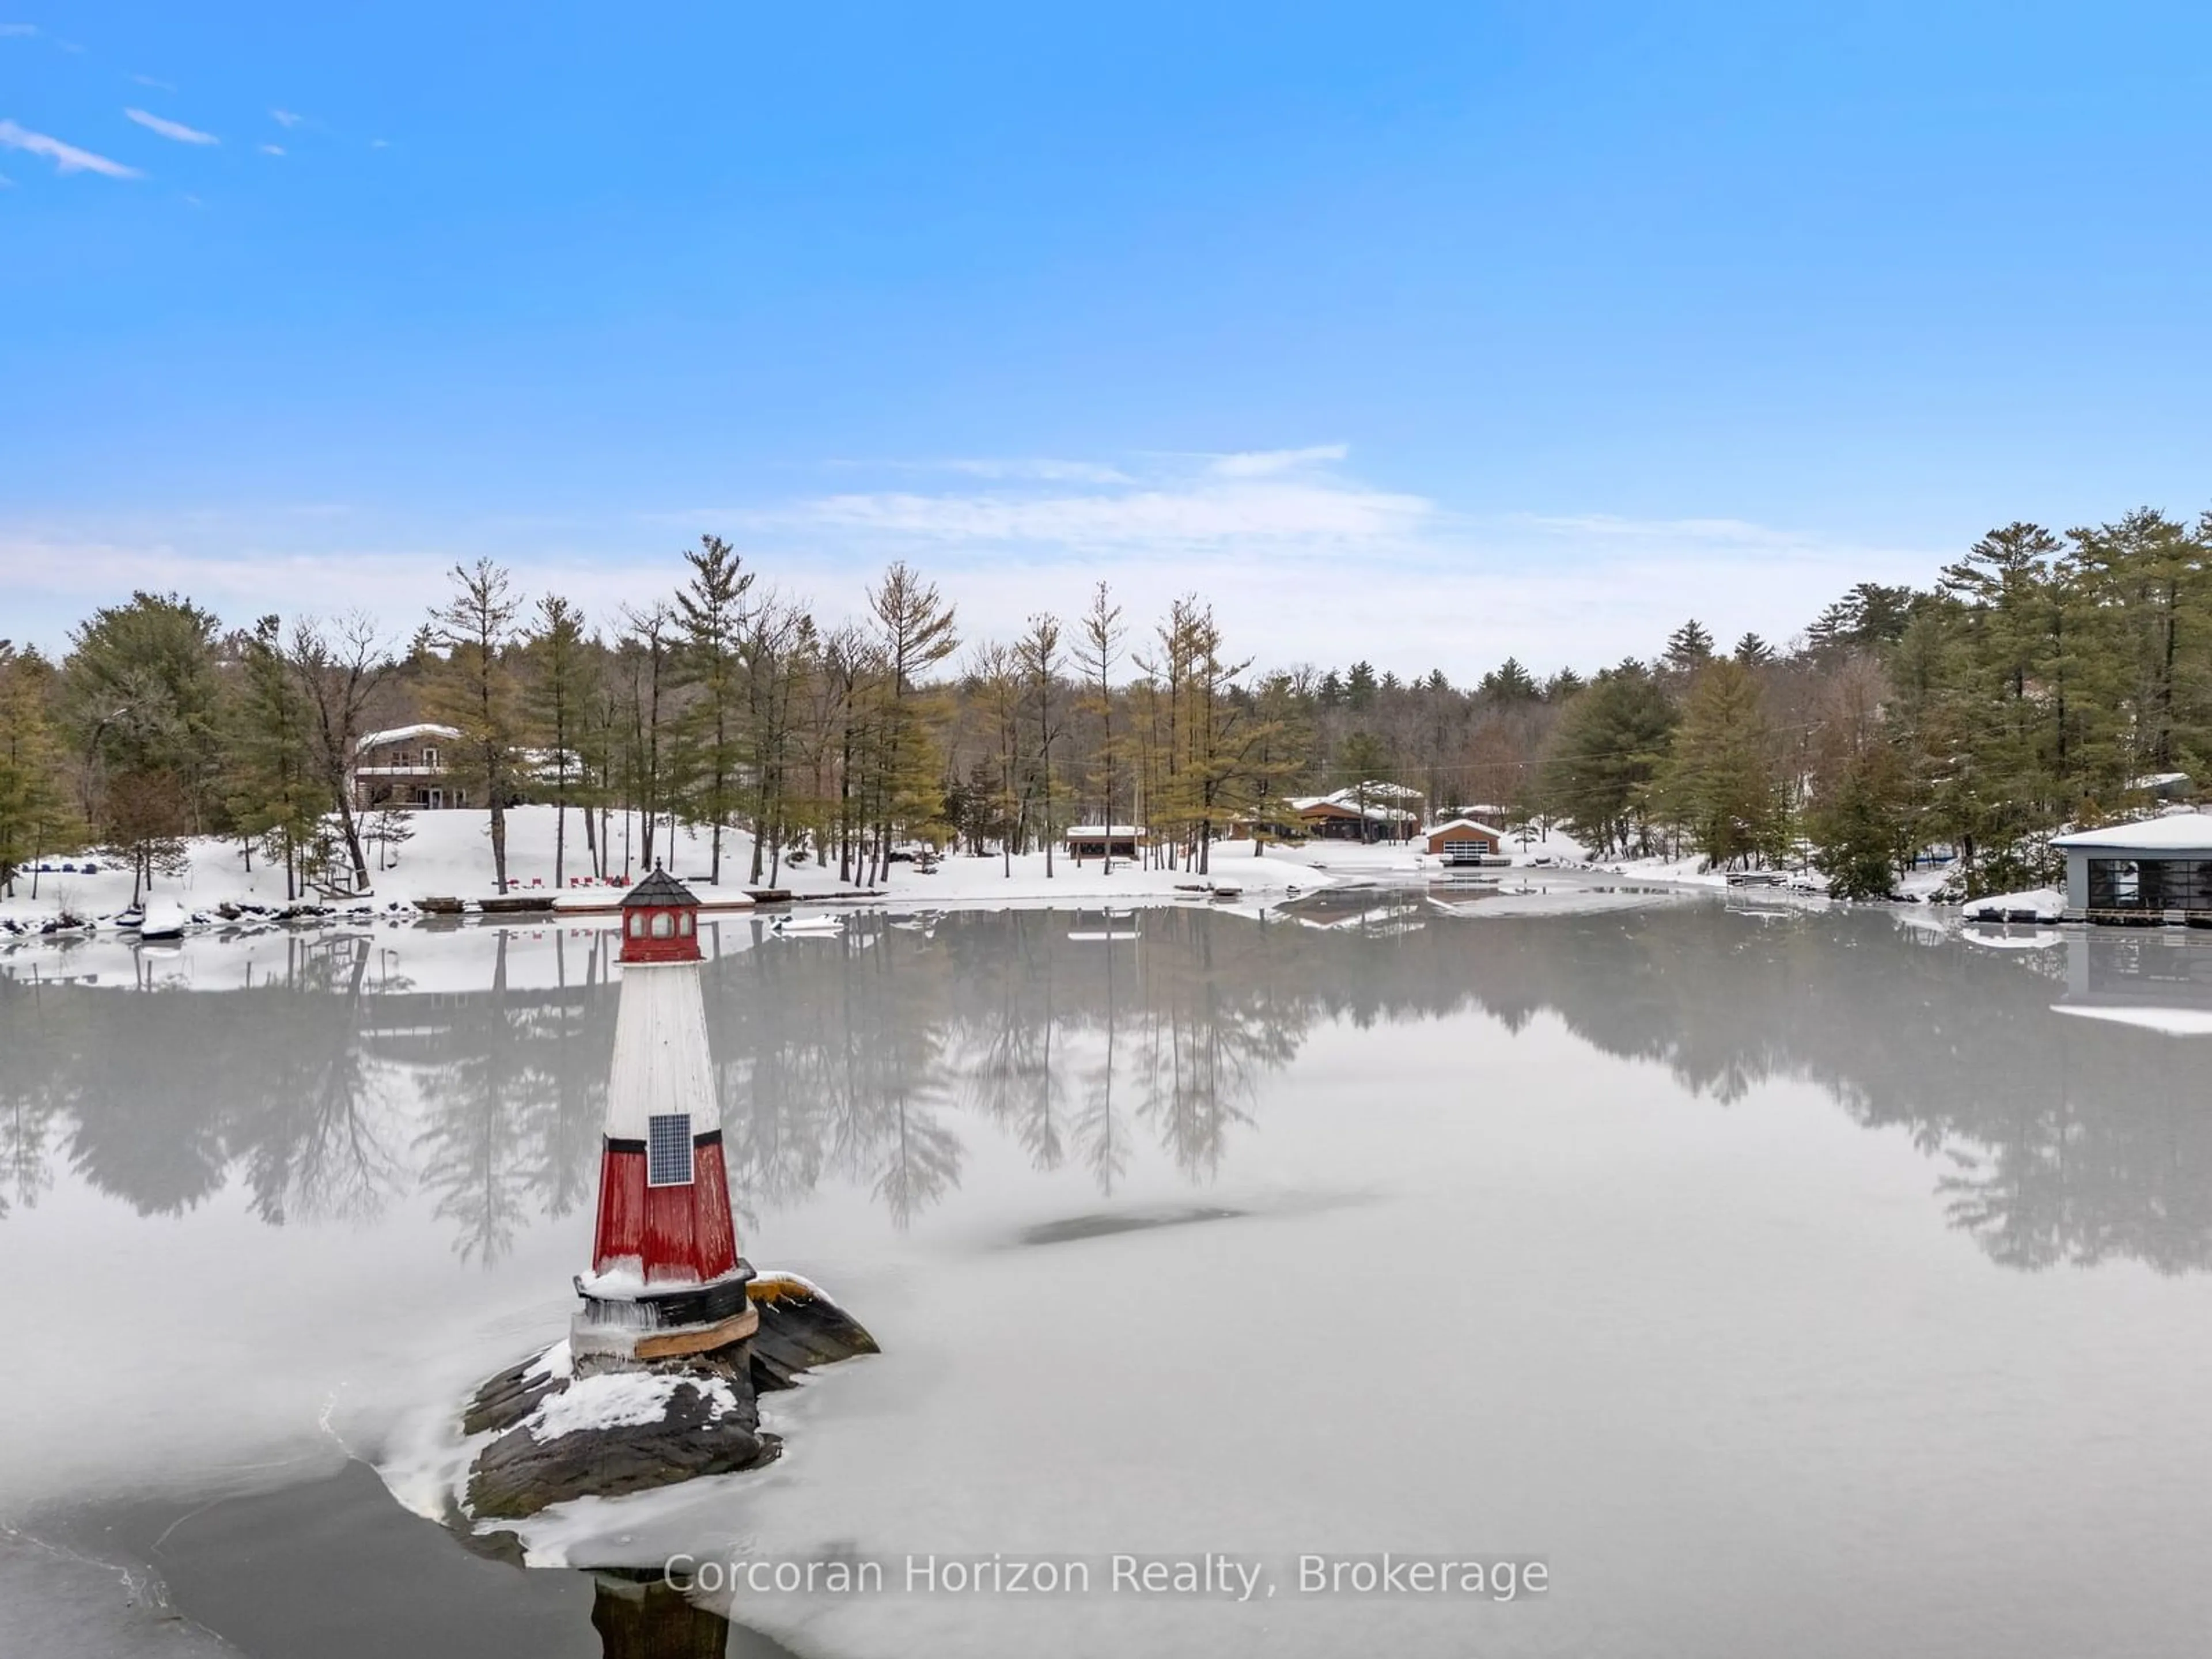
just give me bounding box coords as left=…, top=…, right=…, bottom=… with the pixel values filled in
left=647, top=1113, right=695, bottom=1186
left=627, top=912, right=644, bottom=938
left=651, top=912, right=674, bottom=938
left=679, top=912, right=694, bottom=937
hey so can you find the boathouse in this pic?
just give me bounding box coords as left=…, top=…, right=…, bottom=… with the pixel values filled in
left=2054, top=813, right=2212, bottom=923
left=1425, top=817, right=1506, bottom=864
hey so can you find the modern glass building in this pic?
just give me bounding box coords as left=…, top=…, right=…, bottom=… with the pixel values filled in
left=2054, top=813, right=2212, bottom=920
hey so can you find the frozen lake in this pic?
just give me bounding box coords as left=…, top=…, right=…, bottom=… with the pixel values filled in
left=7, top=892, right=2212, bottom=1657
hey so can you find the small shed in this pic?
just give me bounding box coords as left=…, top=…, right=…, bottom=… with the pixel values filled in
left=1065, top=824, right=1148, bottom=859
left=1425, top=817, right=1506, bottom=864
left=2053, top=812, right=2212, bottom=919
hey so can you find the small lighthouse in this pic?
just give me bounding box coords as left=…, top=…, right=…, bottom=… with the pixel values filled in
left=571, top=869, right=756, bottom=1371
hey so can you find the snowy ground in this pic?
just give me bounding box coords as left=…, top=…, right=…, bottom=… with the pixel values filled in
left=0, top=806, right=1339, bottom=936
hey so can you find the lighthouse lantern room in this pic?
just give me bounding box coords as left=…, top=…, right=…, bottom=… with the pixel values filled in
left=572, top=868, right=756, bottom=1371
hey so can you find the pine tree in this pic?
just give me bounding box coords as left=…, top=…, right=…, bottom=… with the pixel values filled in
left=1657, top=658, right=1785, bottom=868
left=1540, top=664, right=1677, bottom=857
left=968, top=641, right=1027, bottom=872
left=64, top=592, right=228, bottom=842
left=613, top=603, right=679, bottom=876
left=1733, top=632, right=1774, bottom=666
left=426, top=560, right=525, bottom=892
left=1805, top=657, right=1913, bottom=898
left=1804, top=582, right=1918, bottom=659
left=1664, top=618, right=1717, bottom=674
left=739, top=597, right=813, bottom=884
left=866, top=562, right=959, bottom=881
left=0, top=646, right=77, bottom=896
left=1017, top=613, right=1066, bottom=877
left=1927, top=522, right=2118, bottom=881
left=1478, top=657, right=1541, bottom=703
left=672, top=536, right=754, bottom=884
left=1345, top=660, right=1378, bottom=712
left=1075, top=581, right=1125, bottom=872
left=1182, top=603, right=1259, bottom=872
left=2071, top=507, right=2211, bottom=779
left=527, top=594, right=590, bottom=888
left=227, top=616, right=323, bottom=899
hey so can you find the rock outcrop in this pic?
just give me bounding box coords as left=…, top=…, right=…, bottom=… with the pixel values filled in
left=459, top=1272, right=877, bottom=1523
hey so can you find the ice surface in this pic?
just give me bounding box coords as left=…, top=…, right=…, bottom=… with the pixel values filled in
left=11, top=903, right=2212, bottom=1658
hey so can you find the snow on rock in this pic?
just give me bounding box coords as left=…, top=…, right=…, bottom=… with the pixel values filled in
left=521, top=1340, right=573, bottom=1386
left=137, top=898, right=192, bottom=938
left=527, top=1371, right=738, bottom=1443
left=465, top=1361, right=774, bottom=1521
left=1961, top=887, right=2066, bottom=923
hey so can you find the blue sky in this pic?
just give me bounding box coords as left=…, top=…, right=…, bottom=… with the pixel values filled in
left=5, top=2, right=2211, bottom=672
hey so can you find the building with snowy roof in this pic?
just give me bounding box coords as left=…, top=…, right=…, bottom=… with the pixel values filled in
left=350, top=724, right=465, bottom=810
left=1289, top=785, right=1423, bottom=842
left=1425, top=817, right=1506, bottom=864
left=2054, top=812, right=2212, bottom=921
left=1063, top=824, right=1150, bottom=859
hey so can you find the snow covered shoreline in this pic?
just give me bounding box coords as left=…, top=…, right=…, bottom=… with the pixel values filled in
left=0, top=805, right=1353, bottom=945
left=3, top=803, right=2031, bottom=959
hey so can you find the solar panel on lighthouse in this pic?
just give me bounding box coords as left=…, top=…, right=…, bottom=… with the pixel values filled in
left=646, top=1112, right=694, bottom=1187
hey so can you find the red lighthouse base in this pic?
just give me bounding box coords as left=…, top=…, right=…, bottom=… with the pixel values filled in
left=589, top=1130, right=740, bottom=1286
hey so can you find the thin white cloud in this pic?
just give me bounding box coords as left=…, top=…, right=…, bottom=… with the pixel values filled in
left=0, top=171, right=13, bottom=187
left=130, top=73, right=176, bottom=90
left=1207, top=443, right=1350, bottom=478
left=1517, top=512, right=1817, bottom=548
left=0, top=118, right=143, bottom=178
left=0, top=520, right=1940, bottom=680
left=824, top=457, right=1135, bottom=484
left=369, top=137, right=389, bottom=149
left=745, top=449, right=1425, bottom=554
left=0, top=453, right=1949, bottom=678
left=270, top=108, right=303, bottom=128
left=777, top=479, right=1429, bottom=550
left=259, top=143, right=284, bottom=156
left=0, top=22, right=37, bottom=37
left=940, top=457, right=1134, bottom=484
left=125, top=107, right=219, bottom=146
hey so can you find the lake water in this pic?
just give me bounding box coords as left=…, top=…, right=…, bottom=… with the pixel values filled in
left=6, top=888, right=2212, bottom=1657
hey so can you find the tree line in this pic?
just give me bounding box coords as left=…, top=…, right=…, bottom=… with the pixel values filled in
left=4, top=503, right=2211, bottom=902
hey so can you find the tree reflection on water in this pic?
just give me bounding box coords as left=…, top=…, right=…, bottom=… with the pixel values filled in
left=5, top=900, right=2212, bottom=1274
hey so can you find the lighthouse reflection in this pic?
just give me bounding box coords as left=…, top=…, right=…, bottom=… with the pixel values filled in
left=588, top=1570, right=738, bottom=1659
left=10, top=904, right=2212, bottom=1273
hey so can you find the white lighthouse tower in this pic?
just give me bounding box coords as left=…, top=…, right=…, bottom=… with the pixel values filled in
left=571, top=869, right=756, bottom=1371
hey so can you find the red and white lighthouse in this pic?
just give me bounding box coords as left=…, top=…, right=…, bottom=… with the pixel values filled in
left=572, top=868, right=755, bottom=1370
